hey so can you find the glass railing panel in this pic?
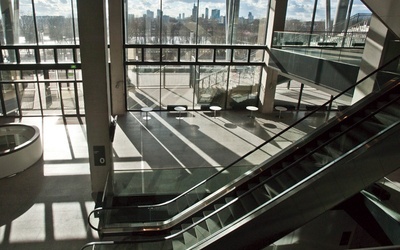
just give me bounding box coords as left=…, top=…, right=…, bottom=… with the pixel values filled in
left=113, top=166, right=252, bottom=197
left=272, top=31, right=367, bottom=65
left=273, top=31, right=368, bottom=48
left=90, top=55, right=400, bottom=234
left=196, top=86, right=400, bottom=249
left=80, top=239, right=175, bottom=250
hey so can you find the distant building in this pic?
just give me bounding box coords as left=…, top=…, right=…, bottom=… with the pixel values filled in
left=192, top=4, right=198, bottom=21
left=248, top=12, right=254, bottom=22
left=211, top=9, right=220, bottom=20
left=146, top=10, right=154, bottom=19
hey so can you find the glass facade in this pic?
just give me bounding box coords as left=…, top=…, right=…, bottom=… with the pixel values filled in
left=0, top=0, right=370, bottom=117
left=124, top=0, right=269, bottom=110
left=0, top=0, right=82, bottom=116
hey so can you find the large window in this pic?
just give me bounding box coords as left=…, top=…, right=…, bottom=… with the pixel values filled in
left=124, top=0, right=269, bottom=111
left=125, top=0, right=269, bottom=46
left=0, top=0, right=82, bottom=117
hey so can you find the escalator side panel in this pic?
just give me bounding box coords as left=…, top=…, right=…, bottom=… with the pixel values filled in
left=202, top=124, right=400, bottom=250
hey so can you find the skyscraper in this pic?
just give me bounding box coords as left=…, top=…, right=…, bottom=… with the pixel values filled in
left=211, top=9, right=220, bottom=20
left=192, top=4, right=198, bottom=21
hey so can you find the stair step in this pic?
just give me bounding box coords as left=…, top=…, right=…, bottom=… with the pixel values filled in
left=204, top=211, right=222, bottom=234
left=377, top=101, right=400, bottom=117
left=317, top=132, right=344, bottom=154
left=182, top=224, right=198, bottom=246
left=237, top=190, right=259, bottom=212
left=226, top=196, right=246, bottom=219
left=297, top=157, right=320, bottom=173
left=171, top=230, right=186, bottom=250
left=260, top=176, right=283, bottom=197
left=323, top=144, right=342, bottom=158
left=361, top=119, right=388, bottom=134
left=172, top=240, right=186, bottom=250
left=192, top=217, right=211, bottom=240
left=285, top=165, right=309, bottom=182
left=310, top=150, right=333, bottom=165
left=373, top=112, right=398, bottom=125
left=142, top=240, right=172, bottom=250
left=214, top=203, right=235, bottom=226
left=271, top=170, right=296, bottom=189
left=248, top=183, right=271, bottom=204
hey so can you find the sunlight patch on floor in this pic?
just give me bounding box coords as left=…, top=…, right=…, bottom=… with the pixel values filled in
left=44, top=163, right=90, bottom=176
left=9, top=203, right=45, bottom=243
left=52, top=202, right=87, bottom=240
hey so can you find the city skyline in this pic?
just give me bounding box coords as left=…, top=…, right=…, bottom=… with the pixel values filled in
left=15, top=0, right=370, bottom=21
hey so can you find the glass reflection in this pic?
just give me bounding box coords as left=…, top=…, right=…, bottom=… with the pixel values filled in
left=19, top=82, right=42, bottom=116
left=227, top=0, right=269, bottom=45
left=1, top=83, right=19, bottom=115
left=286, top=0, right=314, bottom=32
left=126, top=0, right=161, bottom=44
left=196, top=66, right=228, bottom=108
left=34, top=0, right=75, bottom=45
left=19, top=49, right=36, bottom=63
left=126, top=65, right=161, bottom=109
left=228, top=66, right=260, bottom=109
left=162, top=1, right=197, bottom=44
left=161, top=65, right=192, bottom=108
left=126, top=0, right=268, bottom=45
left=18, top=0, right=37, bottom=44
left=41, top=82, right=62, bottom=115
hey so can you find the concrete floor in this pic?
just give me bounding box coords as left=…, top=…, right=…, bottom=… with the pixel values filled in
left=0, top=108, right=317, bottom=250
left=1, top=106, right=399, bottom=249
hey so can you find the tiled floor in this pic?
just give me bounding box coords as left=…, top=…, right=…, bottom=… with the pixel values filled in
left=0, top=108, right=312, bottom=250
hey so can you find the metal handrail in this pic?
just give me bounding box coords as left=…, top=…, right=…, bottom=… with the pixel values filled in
left=87, top=54, right=400, bottom=232
left=82, top=85, right=400, bottom=249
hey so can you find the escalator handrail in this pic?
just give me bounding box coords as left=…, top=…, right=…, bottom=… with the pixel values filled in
left=122, top=89, right=400, bottom=241
left=189, top=122, right=400, bottom=250
left=88, top=54, right=400, bottom=230
left=83, top=120, right=400, bottom=249
left=92, top=80, right=400, bottom=234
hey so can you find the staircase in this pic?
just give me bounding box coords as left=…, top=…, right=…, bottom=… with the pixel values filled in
left=83, top=63, right=400, bottom=249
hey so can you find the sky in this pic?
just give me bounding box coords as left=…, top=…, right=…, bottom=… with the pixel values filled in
left=16, top=0, right=371, bottom=21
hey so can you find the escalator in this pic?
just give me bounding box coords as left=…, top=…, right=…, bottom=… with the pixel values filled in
left=83, top=57, right=400, bottom=249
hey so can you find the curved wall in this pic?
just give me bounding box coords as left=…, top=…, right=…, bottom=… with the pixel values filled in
left=0, top=124, right=43, bottom=179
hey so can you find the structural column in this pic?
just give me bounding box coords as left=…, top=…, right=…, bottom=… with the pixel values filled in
left=109, top=0, right=126, bottom=115
left=352, top=14, right=400, bottom=104
left=260, top=0, right=287, bottom=113
left=77, top=0, right=113, bottom=199
left=259, top=67, right=279, bottom=113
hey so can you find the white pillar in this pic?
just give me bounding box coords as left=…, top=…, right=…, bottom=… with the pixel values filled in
left=260, top=67, right=279, bottom=113
left=77, top=0, right=113, bottom=199
left=352, top=15, right=391, bottom=104
left=109, top=0, right=126, bottom=115
left=261, top=0, right=287, bottom=113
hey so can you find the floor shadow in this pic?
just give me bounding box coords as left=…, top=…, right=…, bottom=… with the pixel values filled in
left=263, top=123, right=278, bottom=129
left=0, top=157, right=45, bottom=226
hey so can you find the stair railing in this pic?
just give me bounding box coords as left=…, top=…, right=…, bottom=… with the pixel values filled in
left=88, top=53, right=400, bottom=233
